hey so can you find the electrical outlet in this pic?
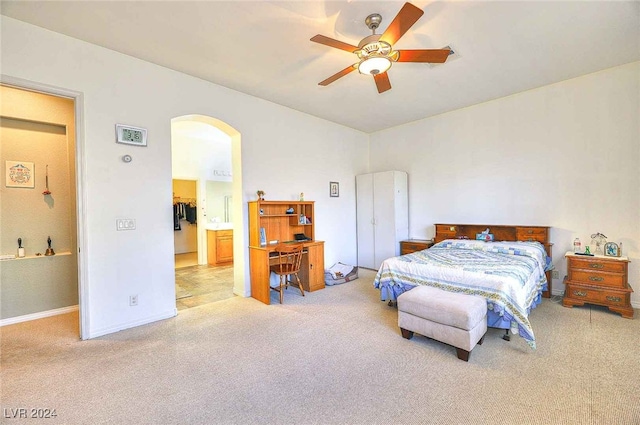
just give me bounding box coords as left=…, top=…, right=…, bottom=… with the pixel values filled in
left=552, top=270, right=559, bottom=279
left=129, top=295, right=138, bottom=306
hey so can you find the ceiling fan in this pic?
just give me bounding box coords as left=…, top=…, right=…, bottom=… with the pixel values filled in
left=311, top=2, right=451, bottom=94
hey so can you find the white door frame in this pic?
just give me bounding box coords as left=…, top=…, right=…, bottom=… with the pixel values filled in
left=2, top=74, right=89, bottom=340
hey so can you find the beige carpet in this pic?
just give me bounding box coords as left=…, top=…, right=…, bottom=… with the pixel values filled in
left=1, top=269, right=639, bottom=425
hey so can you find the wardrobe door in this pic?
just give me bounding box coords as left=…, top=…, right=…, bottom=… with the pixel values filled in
left=373, top=171, right=397, bottom=268
left=356, top=174, right=375, bottom=269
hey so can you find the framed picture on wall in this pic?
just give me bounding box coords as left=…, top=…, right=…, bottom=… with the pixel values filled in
left=6, top=161, right=35, bottom=188
left=330, top=181, right=339, bottom=198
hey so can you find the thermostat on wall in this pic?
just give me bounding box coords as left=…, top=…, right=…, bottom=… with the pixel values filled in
left=116, top=124, right=147, bottom=147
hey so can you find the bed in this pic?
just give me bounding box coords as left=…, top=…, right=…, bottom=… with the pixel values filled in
left=373, top=238, right=551, bottom=349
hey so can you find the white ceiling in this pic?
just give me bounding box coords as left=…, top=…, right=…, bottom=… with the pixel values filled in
left=2, top=1, right=638, bottom=133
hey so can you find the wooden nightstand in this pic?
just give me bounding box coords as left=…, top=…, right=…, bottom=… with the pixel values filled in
left=563, top=252, right=634, bottom=318
left=400, top=239, right=434, bottom=255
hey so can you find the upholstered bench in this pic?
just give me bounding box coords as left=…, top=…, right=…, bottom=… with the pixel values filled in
left=397, top=286, right=487, bottom=361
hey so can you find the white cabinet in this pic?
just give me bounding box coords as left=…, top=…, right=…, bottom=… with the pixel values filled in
left=356, top=171, right=408, bottom=270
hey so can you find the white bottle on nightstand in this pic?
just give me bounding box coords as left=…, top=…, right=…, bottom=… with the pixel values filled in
left=573, top=238, right=581, bottom=253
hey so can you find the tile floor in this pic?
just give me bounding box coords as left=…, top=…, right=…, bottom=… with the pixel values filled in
left=174, top=253, right=235, bottom=311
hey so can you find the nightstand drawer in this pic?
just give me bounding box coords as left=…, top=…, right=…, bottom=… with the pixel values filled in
left=566, top=285, right=630, bottom=307
left=516, top=227, right=547, bottom=243
left=569, top=270, right=625, bottom=288
left=569, top=258, right=626, bottom=273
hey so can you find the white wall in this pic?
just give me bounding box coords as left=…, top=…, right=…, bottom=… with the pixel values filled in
left=1, top=17, right=369, bottom=337
left=206, top=181, right=233, bottom=224
left=369, top=62, right=640, bottom=305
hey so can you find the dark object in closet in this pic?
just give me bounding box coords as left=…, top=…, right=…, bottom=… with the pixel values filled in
left=173, top=204, right=181, bottom=231
left=173, top=199, right=196, bottom=228
left=185, top=205, right=197, bottom=224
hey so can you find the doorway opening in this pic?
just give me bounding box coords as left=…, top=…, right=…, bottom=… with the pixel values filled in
left=171, top=115, right=245, bottom=310
left=0, top=81, right=85, bottom=340
left=173, top=178, right=198, bottom=268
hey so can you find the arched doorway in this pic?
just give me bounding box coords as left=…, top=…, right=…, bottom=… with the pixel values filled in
left=170, top=115, right=246, bottom=306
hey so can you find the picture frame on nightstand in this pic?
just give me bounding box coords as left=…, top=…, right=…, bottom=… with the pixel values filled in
left=604, top=242, right=620, bottom=257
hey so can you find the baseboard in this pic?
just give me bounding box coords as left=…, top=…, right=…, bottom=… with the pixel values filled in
left=85, top=309, right=177, bottom=339
left=233, top=287, right=250, bottom=297
left=0, top=305, right=79, bottom=327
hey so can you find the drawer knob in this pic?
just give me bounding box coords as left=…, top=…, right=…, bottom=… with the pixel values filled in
left=527, top=230, right=533, bottom=234
left=606, top=296, right=622, bottom=302
left=574, top=291, right=587, bottom=297
left=589, top=264, right=604, bottom=269
left=589, top=276, right=604, bottom=282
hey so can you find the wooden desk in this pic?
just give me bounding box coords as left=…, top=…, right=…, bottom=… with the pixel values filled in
left=249, top=241, right=325, bottom=305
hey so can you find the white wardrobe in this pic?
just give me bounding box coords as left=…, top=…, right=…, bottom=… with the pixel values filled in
left=356, top=171, right=408, bottom=270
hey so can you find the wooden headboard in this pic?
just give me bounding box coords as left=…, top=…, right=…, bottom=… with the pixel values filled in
left=434, top=223, right=553, bottom=298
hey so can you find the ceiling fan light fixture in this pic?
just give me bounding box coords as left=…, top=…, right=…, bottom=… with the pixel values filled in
left=358, top=56, right=392, bottom=76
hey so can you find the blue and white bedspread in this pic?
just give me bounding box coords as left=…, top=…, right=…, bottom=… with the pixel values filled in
left=373, top=239, right=550, bottom=349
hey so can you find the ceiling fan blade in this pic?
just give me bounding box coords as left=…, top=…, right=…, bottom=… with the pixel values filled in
left=318, top=64, right=357, bottom=86
left=379, top=2, right=424, bottom=46
left=374, top=72, right=391, bottom=93
left=310, top=35, right=359, bottom=53
left=396, top=49, right=451, bottom=63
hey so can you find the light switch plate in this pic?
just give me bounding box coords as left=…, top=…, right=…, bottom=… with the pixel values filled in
left=116, top=219, right=136, bottom=231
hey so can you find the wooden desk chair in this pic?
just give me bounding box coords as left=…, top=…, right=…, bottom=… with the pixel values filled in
left=270, top=243, right=305, bottom=304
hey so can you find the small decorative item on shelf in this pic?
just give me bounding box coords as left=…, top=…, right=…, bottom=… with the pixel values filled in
left=475, top=228, right=494, bottom=241
left=604, top=242, right=621, bottom=257
left=590, top=232, right=607, bottom=255
left=256, top=190, right=265, bottom=201
left=584, top=246, right=591, bottom=255
left=17, top=238, right=25, bottom=258
left=286, top=208, right=294, bottom=214
left=42, top=164, right=51, bottom=195
left=44, top=236, right=55, bottom=256
left=300, top=192, right=304, bottom=201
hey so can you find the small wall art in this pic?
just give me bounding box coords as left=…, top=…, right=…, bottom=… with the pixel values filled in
left=6, top=161, right=35, bottom=188
left=330, top=181, right=339, bottom=198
